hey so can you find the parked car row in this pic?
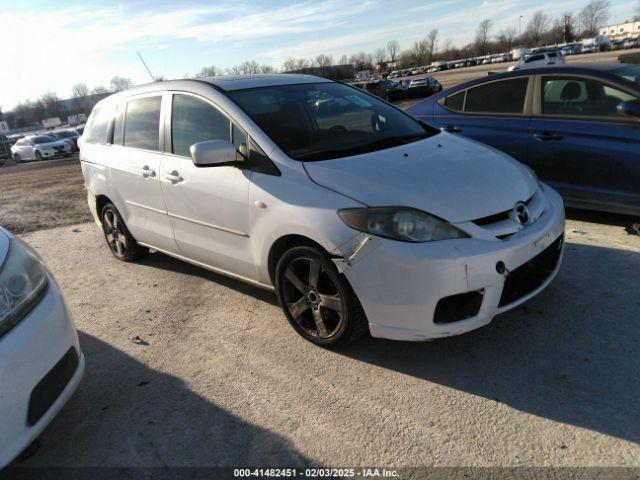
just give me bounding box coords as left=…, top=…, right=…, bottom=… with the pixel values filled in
left=6, top=126, right=84, bottom=163
left=350, top=77, right=442, bottom=100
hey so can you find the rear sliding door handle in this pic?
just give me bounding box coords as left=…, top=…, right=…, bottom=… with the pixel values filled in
left=141, top=165, right=156, bottom=178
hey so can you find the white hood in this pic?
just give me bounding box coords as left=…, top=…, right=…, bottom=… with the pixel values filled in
left=303, top=132, right=538, bottom=223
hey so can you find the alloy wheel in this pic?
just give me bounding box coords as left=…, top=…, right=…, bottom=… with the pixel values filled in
left=281, top=256, right=344, bottom=339
left=102, top=208, right=128, bottom=259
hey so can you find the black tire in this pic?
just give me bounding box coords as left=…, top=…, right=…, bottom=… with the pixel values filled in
left=275, top=245, right=368, bottom=348
left=100, top=203, right=149, bottom=262
left=35, top=151, right=43, bottom=161
left=13, top=154, right=20, bottom=163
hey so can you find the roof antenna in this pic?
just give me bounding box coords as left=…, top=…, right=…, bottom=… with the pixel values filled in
left=137, top=51, right=155, bottom=81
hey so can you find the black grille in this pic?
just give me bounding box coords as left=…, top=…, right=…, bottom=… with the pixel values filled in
left=473, top=195, right=533, bottom=226
left=27, top=347, right=79, bottom=426
left=499, top=234, right=563, bottom=307
left=434, top=290, right=484, bottom=324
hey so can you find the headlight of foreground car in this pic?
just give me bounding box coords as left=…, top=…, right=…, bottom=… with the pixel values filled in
left=338, top=207, right=468, bottom=243
left=0, top=239, right=48, bottom=338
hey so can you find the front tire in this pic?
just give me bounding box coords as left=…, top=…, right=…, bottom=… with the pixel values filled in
left=100, top=203, right=148, bottom=262
left=275, top=245, right=368, bottom=348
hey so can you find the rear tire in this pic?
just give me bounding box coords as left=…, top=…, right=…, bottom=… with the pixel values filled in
left=35, top=151, right=43, bottom=161
left=13, top=154, right=20, bottom=163
left=100, top=203, right=149, bottom=262
left=275, top=245, right=368, bottom=348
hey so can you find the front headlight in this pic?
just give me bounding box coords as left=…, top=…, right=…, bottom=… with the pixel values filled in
left=338, top=207, right=468, bottom=243
left=0, top=238, right=48, bottom=339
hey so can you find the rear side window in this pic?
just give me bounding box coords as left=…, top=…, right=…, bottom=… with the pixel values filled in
left=444, top=91, right=465, bottom=111
left=124, top=96, right=161, bottom=151
left=464, top=78, right=528, bottom=114
left=85, top=104, right=114, bottom=144
left=171, top=94, right=230, bottom=157
left=542, top=76, right=639, bottom=118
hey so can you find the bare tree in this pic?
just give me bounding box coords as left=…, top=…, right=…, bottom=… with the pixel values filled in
left=315, top=54, right=333, bottom=69
left=526, top=10, right=549, bottom=46
left=71, top=83, right=90, bottom=99
left=561, top=13, right=576, bottom=42
left=282, top=58, right=296, bottom=72
left=339, top=54, right=348, bottom=65
left=91, top=86, right=109, bottom=95
left=410, top=39, right=428, bottom=65
left=426, top=29, right=439, bottom=64
left=237, top=60, right=261, bottom=74
left=635, top=0, right=640, bottom=21
left=497, top=27, right=517, bottom=52
left=579, top=0, right=610, bottom=36
left=109, top=76, right=133, bottom=92
left=386, top=40, right=399, bottom=64
left=475, top=19, right=492, bottom=55
left=197, top=65, right=223, bottom=77
left=374, top=47, right=387, bottom=66
left=260, top=65, right=275, bottom=74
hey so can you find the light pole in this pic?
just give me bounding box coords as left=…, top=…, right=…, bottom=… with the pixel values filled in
left=519, top=15, right=523, bottom=37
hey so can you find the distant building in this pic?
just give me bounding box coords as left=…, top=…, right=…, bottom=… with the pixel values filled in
left=600, top=21, right=640, bottom=40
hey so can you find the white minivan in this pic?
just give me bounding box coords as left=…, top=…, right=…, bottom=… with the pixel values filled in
left=80, top=74, right=565, bottom=347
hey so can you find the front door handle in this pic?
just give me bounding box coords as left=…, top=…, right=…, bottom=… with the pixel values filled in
left=441, top=125, right=461, bottom=133
left=533, top=132, right=563, bottom=142
left=141, top=165, right=156, bottom=178
left=164, top=171, right=183, bottom=184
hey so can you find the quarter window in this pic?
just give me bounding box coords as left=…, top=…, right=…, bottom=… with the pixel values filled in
left=85, top=104, right=114, bottom=144
left=444, top=91, right=465, bottom=111
left=171, top=94, right=230, bottom=157
left=124, top=96, right=161, bottom=151
left=464, top=77, right=528, bottom=114
left=541, top=76, right=639, bottom=118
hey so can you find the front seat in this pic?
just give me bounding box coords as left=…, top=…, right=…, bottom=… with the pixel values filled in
left=559, top=81, right=583, bottom=114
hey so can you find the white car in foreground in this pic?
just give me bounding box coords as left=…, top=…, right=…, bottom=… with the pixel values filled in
left=0, top=228, right=84, bottom=467
left=80, top=74, right=565, bottom=347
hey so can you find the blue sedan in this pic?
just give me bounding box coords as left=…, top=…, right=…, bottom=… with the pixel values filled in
left=407, top=63, right=640, bottom=216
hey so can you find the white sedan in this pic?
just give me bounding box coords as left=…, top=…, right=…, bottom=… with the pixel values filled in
left=10, top=135, right=72, bottom=162
left=0, top=228, right=84, bottom=468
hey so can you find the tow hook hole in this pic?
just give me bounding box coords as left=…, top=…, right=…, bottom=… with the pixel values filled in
left=496, top=261, right=507, bottom=275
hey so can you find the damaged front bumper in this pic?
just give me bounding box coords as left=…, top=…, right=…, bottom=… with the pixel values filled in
left=333, top=187, right=566, bottom=341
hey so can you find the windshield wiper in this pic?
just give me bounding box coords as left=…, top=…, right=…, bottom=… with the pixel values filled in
left=296, top=135, right=430, bottom=161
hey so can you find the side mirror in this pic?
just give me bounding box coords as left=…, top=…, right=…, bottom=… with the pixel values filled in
left=190, top=140, right=238, bottom=167
left=616, top=99, right=640, bottom=119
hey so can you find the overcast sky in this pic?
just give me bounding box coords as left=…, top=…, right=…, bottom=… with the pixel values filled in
left=1, top=0, right=636, bottom=110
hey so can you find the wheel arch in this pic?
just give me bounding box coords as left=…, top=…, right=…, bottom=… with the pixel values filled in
left=267, top=234, right=329, bottom=285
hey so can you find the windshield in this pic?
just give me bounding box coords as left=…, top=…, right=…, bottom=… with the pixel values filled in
left=227, top=82, right=437, bottom=161
left=31, top=136, right=57, bottom=144
left=611, top=65, right=640, bottom=86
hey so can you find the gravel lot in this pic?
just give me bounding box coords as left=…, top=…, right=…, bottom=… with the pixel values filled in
left=10, top=211, right=639, bottom=470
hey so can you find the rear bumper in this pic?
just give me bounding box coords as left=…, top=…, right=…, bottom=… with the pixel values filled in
left=0, top=278, right=84, bottom=468
left=344, top=186, right=566, bottom=341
